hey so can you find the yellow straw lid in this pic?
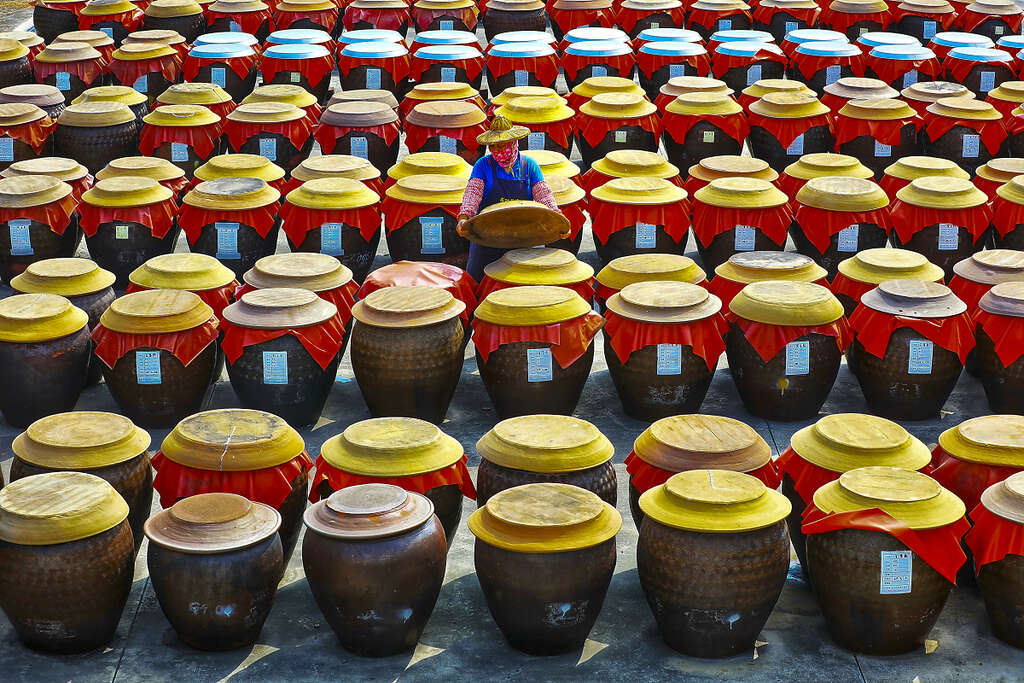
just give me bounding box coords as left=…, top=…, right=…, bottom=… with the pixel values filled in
left=828, top=0, right=887, bottom=12
left=0, top=175, right=72, bottom=208
left=142, top=104, right=219, bottom=128
left=2, top=157, right=88, bottom=185
left=968, top=0, right=1021, bottom=14
left=687, top=155, right=779, bottom=184
left=897, top=0, right=953, bottom=11
left=194, top=154, right=285, bottom=184
left=546, top=174, right=586, bottom=206
left=285, top=177, right=378, bottom=210
left=57, top=101, right=135, bottom=128
left=129, top=253, right=236, bottom=292
left=837, top=248, right=944, bottom=285
left=0, top=31, right=43, bottom=52
left=243, top=84, right=318, bottom=111
left=386, top=151, right=472, bottom=183
left=729, top=280, right=843, bottom=325
left=813, top=466, right=964, bottom=530
left=157, top=82, right=232, bottom=107
left=789, top=413, right=932, bottom=473
left=72, top=85, right=146, bottom=108
left=985, top=80, right=1024, bottom=104
left=161, top=408, right=305, bottom=471
left=183, top=177, right=280, bottom=211
left=825, top=76, right=898, bottom=101
left=0, top=102, right=44, bottom=127
left=145, top=492, right=281, bottom=554
left=414, top=0, right=474, bottom=8
left=691, top=0, right=748, bottom=9
left=52, top=30, right=112, bottom=50
left=496, top=96, right=574, bottom=124
left=693, top=176, right=787, bottom=209
left=321, top=416, right=463, bottom=477
left=590, top=149, right=679, bottom=181
left=980, top=470, right=1024, bottom=524
left=591, top=176, right=687, bottom=205
left=242, top=252, right=353, bottom=293
left=522, top=149, right=581, bottom=180
left=407, top=100, right=486, bottom=129
left=490, top=86, right=564, bottom=109
left=632, top=414, right=771, bottom=473
left=127, top=30, right=190, bottom=50
left=640, top=470, right=790, bottom=533
left=895, top=176, right=987, bottom=209
left=384, top=174, right=465, bottom=204
left=81, top=177, right=173, bottom=208
left=483, top=247, right=593, bottom=286
left=666, top=91, right=743, bottom=117
left=938, top=415, right=1024, bottom=467
left=99, top=289, right=214, bottom=334
left=36, top=41, right=102, bottom=64
left=979, top=158, right=1024, bottom=191
left=748, top=91, right=829, bottom=119
left=0, top=471, right=129, bottom=545
left=782, top=152, right=873, bottom=182
left=580, top=92, right=658, bottom=119
left=81, top=0, right=142, bottom=15
left=12, top=411, right=151, bottom=470
left=995, top=173, right=1024, bottom=205
left=10, top=258, right=116, bottom=297
left=838, top=97, right=916, bottom=121
left=96, top=156, right=186, bottom=184
left=351, top=285, right=465, bottom=328
left=882, top=155, right=969, bottom=183
left=145, top=0, right=204, bottom=17
left=475, top=284, right=593, bottom=326
left=926, top=96, right=1002, bottom=121
left=0, top=293, right=88, bottom=342
left=468, top=482, right=622, bottom=553
left=741, top=78, right=811, bottom=101
left=660, top=75, right=733, bottom=100
left=715, top=251, right=827, bottom=285
left=606, top=281, right=722, bottom=323
left=292, top=155, right=381, bottom=185
left=597, top=253, right=706, bottom=290
left=111, top=41, right=175, bottom=62
left=476, top=415, right=612, bottom=473
left=227, top=102, right=304, bottom=125
left=796, top=176, right=889, bottom=212
left=571, top=76, right=645, bottom=101
left=0, top=38, right=28, bottom=62
left=403, top=81, right=481, bottom=102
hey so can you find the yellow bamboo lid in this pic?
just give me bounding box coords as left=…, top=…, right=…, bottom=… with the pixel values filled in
left=227, top=102, right=304, bottom=124
left=0, top=102, right=44, bottom=127
left=0, top=31, right=42, bottom=52
left=0, top=38, right=28, bottom=62
left=99, top=289, right=214, bottom=334
left=813, top=467, right=964, bottom=530
left=0, top=293, right=88, bottom=342
left=243, top=84, right=318, bottom=111
left=161, top=409, right=304, bottom=471
left=995, top=173, right=1024, bottom=206
left=632, top=415, right=771, bottom=473
left=126, top=30, right=186, bottom=51
left=522, top=149, right=581, bottom=180
left=640, top=470, right=791, bottom=533
left=783, top=153, right=873, bottom=182
left=490, top=86, right=564, bottom=109
left=790, top=413, right=932, bottom=473
left=72, top=85, right=146, bottom=108
left=687, top=155, right=778, bottom=184
left=476, top=415, right=612, bottom=474
left=986, top=81, right=1024, bottom=104
left=36, top=41, right=102, bottom=64
left=385, top=174, right=465, bottom=204
left=194, top=154, right=286, bottom=184
left=157, top=82, right=232, bottom=107
left=896, top=176, right=987, bottom=209
left=838, top=97, right=916, bottom=121
left=0, top=175, right=71, bottom=208
left=53, top=31, right=112, bottom=50
left=483, top=247, right=593, bottom=286
left=694, top=177, right=787, bottom=209
left=142, top=104, right=219, bottom=128
left=415, top=0, right=474, bottom=8
left=496, top=96, right=574, bottom=124
left=938, top=415, right=1024, bottom=467
left=666, top=91, right=743, bottom=117
left=183, top=177, right=280, bottom=211
left=207, top=0, right=268, bottom=11
left=979, top=158, right=1024, bottom=192
left=468, top=483, right=622, bottom=553
left=741, top=79, right=811, bottom=101
left=351, top=285, right=466, bottom=328
left=591, top=149, right=679, bottom=181
left=748, top=91, right=829, bottom=119
left=82, top=177, right=173, bottom=208
left=926, top=96, right=1002, bottom=121
left=883, top=155, right=970, bottom=183
left=276, top=0, right=334, bottom=10
left=129, top=253, right=236, bottom=292
left=591, top=176, right=687, bottom=205
left=715, top=251, right=827, bottom=284
left=10, top=258, right=116, bottom=297
left=242, top=252, right=352, bottom=293
left=570, top=75, right=645, bottom=101
left=0, top=471, right=130, bottom=545
left=580, top=92, right=658, bottom=119
left=111, top=41, right=176, bottom=62
left=407, top=100, right=486, bottom=129
left=2, top=157, right=89, bottom=185
left=96, top=156, right=186, bottom=184
left=475, top=284, right=593, bottom=326
left=145, top=0, right=204, bottom=17
left=597, top=254, right=706, bottom=290
left=403, top=81, right=481, bottom=103
left=691, top=0, right=748, bottom=9
left=796, top=176, right=889, bottom=212
left=837, top=248, right=945, bottom=285
left=81, top=0, right=142, bottom=15
left=145, top=492, right=281, bottom=554
left=606, top=281, right=722, bottom=323
left=285, top=177, right=378, bottom=210
left=57, top=101, right=136, bottom=128
left=321, top=417, right=463, bottom=477
left=660, top=76, right=733, bottom=100
left=292, top=155, right=381, bottom=185
left=729, top=280, right=843, bottom=325
left=386, top=152, right=472, bottom=183
left=12, top=411, right=151, bottom=470
left=828, top=0, right=887, bottom=12
left=546, top=174, right=586, bottom=206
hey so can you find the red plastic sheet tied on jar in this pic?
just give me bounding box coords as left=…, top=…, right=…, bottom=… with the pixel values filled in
left=949, top=275, right=995, bottom=313
left=974, top=309, right=1024, bottom=366
left=725, top=311, right=852, bottom=361
left=589, top=200, right=689, bottom=244
left=219, top=314, right=346, bottom=369
left=747, top=110, right=833, bottom=151
left=308, top=453, right=476, bottom=503
left=885, top=5, right=956, bottom=30
left=486, top=52, right=561, bottom=87
left=477, top=275, right=596, bottom=303
left=183, top=51, right=259, bottom=81
left=636, top=48, right=711, bottom=80
left=790, top=51, right=864, bottom=82
left=777, top=445, right=841, bottom=503
left=224, top=115, right=315, bottom=155
left=864, top=54, right=941, bottom=85
left=260, top=54, right=335, bottom=86
left=687, top=7, right=750, bottom=33
left=711, top=273, right=827, bottom=307
left=63, top=175, right=94, bottom=204
left=139, top=123, right=222, bottom=160
left=992, top=194, right=1024, bottom=238
left=79, top=7, right=144, bottom=32
left=829, top=272, right=875, bottom=307
left=944, top=53, right=1017, bottom=88
left=108, top=54, right=181, bottom=89
left=710, top=45, right=787, bottom=79
left=577, top=110, right=662, bottom=148
left=472, top=311, right=605, bottom=367
left=91, top=317, right=220, bottom=369
left=848, top=305, right=975, bottom=362
left=412, top=5, right=477, bottom=31
left=957, top=8, right=1023, bottom=32
left=604, top=308, right=728, bottom=370
left=403, top=119, right=487, bottom=156
left=802, top=503, right=970, bottom=584
left=561, top=51, right=636, bottom=82
left=518, top=120, right=574, bottom=150
left=820, top=7, right=890, bottom=35
left=179, top=203, right=280, bottom=245
left=37, top=0, right=89, bottom=12
left=0, top=194, right=78, bottom=236
left=550, top=7, right=614, bottom=35
left=561, top=200, right=587, bottom=240
left=358, top=260, right=478, bottom=321
left=691, top=201, right=793, bottom=249
left=235, top=279, right=359, bottom=323
left=966, top=504, right=1024, bottom=570
left=793, top=205, right=895, bottom=254
left=878, top=173, right=914, bottom=199
left=278, top=202, right=381, bottom=247
left=125, top=281, right=238, bottom=320
left=0, top=118, right=54, bottom=155
left=924, top=444, right=1024, bottom=512
left=625, top=450, right=782, bottom=492
left=33, top=58, right=105, bottom=88
left=382, top=198, right=461, bottom=233
left=314, top=120, right=400, bottom=155
left=151, top=449, right=314, bottom=509
left=206, top=8, right=273, bottom=34
left=410, top=54, right=484, bottom=83
left=834, top=114, right=922, bottom=149
left=342, top=5, right=410, bottom=30
left=617, top=5, right=686, bottom=33
left=889, top=200, right=993, bottom=246
left=274, top=7, right=338, bottom=31
left=78, top=200, right=178, bottom=239
left=662, top=110, right=749, bottom=147
left=752, top=2, right=820, bottom=28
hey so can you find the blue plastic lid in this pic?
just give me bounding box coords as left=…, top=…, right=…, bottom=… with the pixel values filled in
left=491, top=31, right=553, bottom=45
left=338, top=29, right=404, bottom=45
left=262, top=43, right=330, bottom=60
left=796, top=40, right=861, bottom=57
left=784, top=28, right=847, bottom=45
left=715, top=40, right=783, bottom=57
left=856, top=32, right=921, bottom=48
left=563, top=27, right=630, bottom=44
left=710, top=29, right=774, bottom=44
left=194, top=32, right=258, bottom=48
left=414, top=30, right=479, bottom=46
left=414, top=44, right=482, bottom=60
left=267, top=29, right=332, bottom=45
left=931, top=31, right=995, bottom=48
left=188, top=43, right=256, bottom=59
left=948, top=46, right=1013, bottom=62
left=636, top=28, right=702, bottom=43
left=340, top=41, right=409, bottom=58
left=997, top=35, right=1024, bottom=50
left=565, top=39, right=633, bottom=57
left=488, top=42, right=556, bottom=58
left=869, top=44, right=936, bottom=60
left=639, top=41, right=708, bottom=57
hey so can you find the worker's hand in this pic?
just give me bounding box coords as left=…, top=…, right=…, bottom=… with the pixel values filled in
left=456, top=217, right=469, bottom=237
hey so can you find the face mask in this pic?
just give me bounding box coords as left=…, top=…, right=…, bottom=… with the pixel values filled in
left=490, top=142, right=518, bottom=168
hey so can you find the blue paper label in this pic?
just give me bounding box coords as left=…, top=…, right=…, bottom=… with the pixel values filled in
left=365, top=67, right=381, bottom=89
left=514, top=70, right=529, bottom=87
left=9, top=220, right=32, bottom=255
left=938, top=223, right=959, bottom=250
left=635, top=222, right=657, bottom=249
left=350, top=136, right=368, bottom=159
left=99, top=27, right=113, bottom=38
left=0, top=137, right=13, bottom=162
left=215, top=221, right=240, bottom=259
left=229, top=20, right=241, bottom=31
left=133, top=75, right=147, bottom=93
left=211, top=67, right=227, bottom=87
left=874, top=140, right=892, bottom=158
left=902, top=69, right=918, bottom=88
left=837, top=224, right=859, bottom=252
left=962, top=133, right=980, bottom=158
left=135, top=350, right=162, bottom=385
left=825, top=65, right=841, bottom=85
left=980, top=70, right=996, bottom=93
left=880, top=550, right=912, bottom=594
left=439, top=135, right=457, bottom=154
left=320, top=222, right=343, bottom=256
left=526, top=347, right=553, bottom=382
left=170, top=142, right=189, bottom=162
left=908, top=339, right=934, bottom=374
left=669, top=64, right=686, bottom=78
left=718, top=18, right=732, bottom=30
left=440, top=19, right=454, bottom=30
left=734, top=224, right=756, bottom=251
left=786, top=133, right=804, bottom=155
left=785, top=21, right=798, bottom=35
left=923, top=20, right=937, bottom=39
left=420, top=216, right=444, bottom=254
left=785, top=340, right=810, bottom=375
left=258, top=137, right=277, bottom=161
left=262, top=351, right=288, bottom=384
left=656, top=344, right=682, bottom=375
left=746, top=64, right=761, bottom=86
left=441, top=67, right=457, bottom=82
left=591, top=65, right=607, bottom=77
left=527, top=132, right=545, bottom=150
left=55, top=71, right=71, bottom=91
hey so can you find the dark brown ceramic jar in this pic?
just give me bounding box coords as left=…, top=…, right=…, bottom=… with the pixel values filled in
left=0, top=84, right=67, bottom=120
left=746, top=92, right=836, bottom=173
left=831, top=248, right=944, bottom=318
left=383, top=174, right=469, bottom=269
left=483, top=0, right=547, bottom=40
left=0, top=175, right=82, bottom=284
left=54, top=101, right=141, bottom=175
left=143, top=0, right=208, bottom=42
left=316, top=102, right=401, bottom=173
left=975, top=283, right=1024, bottom=413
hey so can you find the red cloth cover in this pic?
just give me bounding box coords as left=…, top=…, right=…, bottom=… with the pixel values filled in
left=183, top=52, right=259, bottom=81
left=309, top=454, right=476, bottom=502
left=925, top=444, right=1024, bottom=512
left=549, top=6, right=614, bottom=33
left=879, top=173, right=912, bottom=199
left=314, top=121, right=401, bottom=154
left=219, top=315, right=346, bottom=369
left=471, top=312, right=605, bottom=367
left=691, top=201, right=793, bottom=247
left=966, top=504, right=1024, bottom=571
left=793, top=204, right=894, bottom=254
left=577, top=110, right=662, bottom=147
left=125, top=281, right=238, bottom=320
left=726, top=312, right=852, bottom=361
left=889, top=200, right=992, bottom=245
left=274, top=8, right=338, bottom=31
left=485, top=53, right=561, bottom=85
left=151, top=450, right=314, bottom=509
left=279, top=202, right=380, bottom=246
left=752, top=2, right=820, bottom=27
left=992, top=195, right=1024, bottom=238
left=91, top=318, right=220, bottom=368
left=625, top=450, right=781, bottom=492
left=223, top=116, right=314, bottom=155
left=588, top=199, right=689, bottom=244
left=260, top=54, right=335, bottom=85
left=777, top=445, right=842, bottom=503
left=0, top=117, right=53, bottom=154
left=617, top=5, right=685, bottom=32
left=956, top=8, right=1023, bottom=32
left=829, top=272, right=875, bottom=307
left=358, top=260, right=478, bottom=319
left=412, top=5, right=477, bottom=31
left=790, top=51, right=864, bottom=82
left=711, top=274, right=828, bottom=308
left=0, top=194, right=77, bottom=236
left=403, top=120, right=487, bottom=155
left=687, top=8, right=751, bottom=32
left=820, top=8, right=890, bottom=35
left=581, top=168, right=684, bottom=194
left=747, top=111, right=834, bottom=150
left=108, top=53, right=180, bottom=88
left=834, top=114, right=921, bottom=147
left=179, top=203, right=281, bottom=244
left=342, top=6, right=410, bottom=31
left=975, top=310, right=1024, bottom=367
left=848, top=305, right=975, bottom=363
left=636, top=48, right=711, bottom=79
left=139, top=123, right=221, bottom=160
left=948, top=275, right=992, bottom=313
left=337, top=53, right=412, bottom=84
left=603, top=309, right=728, bottom=369
left=381, top=197, right=461, bottom=233
left=33, top=57, right=104, bottom=87
left=562, top=200, right=587, bottom=240
left=206, top=8, right=272, bottom=34
left=710, top=46, right=787, bottom=78
left=78, top=199, right=178, bottom=239
left=561, top=51, right=636, bottom=81
left=886, top=6, right=957, bottom=30
left=865, top=55, right=941, bottom=86
left=79, top=8, right=143, bottom=32
left=477, top=275, right=595, bottom=304
left=410, top=55, right=484, bottom=82
left=921, top=110, right=1008, bottom=156
left=662, top=110, right=749, bottom=146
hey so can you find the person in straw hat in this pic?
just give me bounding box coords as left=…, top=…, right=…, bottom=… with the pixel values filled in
left=457, top=114, right=565, bottom=281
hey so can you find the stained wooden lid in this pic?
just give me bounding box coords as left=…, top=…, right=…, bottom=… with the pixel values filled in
left=814, top=467, right=964, bottom=530
left=640, top=470, right=790, bottom=533
left=351, top=285, right=465, bottom=328
left=797, top=176, right=888, bottom=212
left=243, top=252, right=353, bottom=292
left=790, top=413, right=931, bottom=473
left=860, top=279, right=967, bottom=318
left=292, top=154, right=381, bottom=184
left=145, top=493, right=281, bottom=554
left=222, top=288, right=337, bottom=329
left=729, top=281, right=843, bottom=325
left=715, top=251, right=827, bottom=285
left=938, top=414, right=1024, bottom=466
left=475, top=285, right=592, bottom=326
left=160, top=408, right=305, bottom=471
left=606, top=281, right=722, bottom=323
left=597, top=254, right=705, bottom=291
left=321, top=416, right=463, bottom=477
left=483, top=247, right=593, bottom=286
left=476, top=415, right=613, bottom=473
left=0, top=293, right=88, bottom=343
left=406, top=100, right=486, bottom=128
left=895, top=176, right=987, bottom=209
left=632, top=414, right=771, bottom=473
left=0, top=471, right=129, bottom=545
left=321, top=101, right=398, bottom=127
left=10, top=257, right=116, bottom=297
left=979, top=281, right=1024, bottom=317
left=2, top=156, right=88, bottom=184
left=128, top=253, right=236, bottom=292
left=304, top=484, right=436, bottom=540
left=837, top=247, right=944, bottom=285
left=12, top=411, right=150, bottom=469
left=783, top=152, right=873, bottom=181
left=97, top=156, right=186, bottom=183
left=99, top=289, right=214, bottom=334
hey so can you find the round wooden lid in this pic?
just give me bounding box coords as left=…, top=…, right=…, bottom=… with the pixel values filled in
left=980, top=281, right=1024, bottom=316
left=244, top=252, right=352, bottom=292
left=144, top=492, right=281, bottom=554
left=490, top=482, right=603, bottom=528
left=861, top=279, right=966, bottom=318
left=351, top=285, right=465, bottom=328
left=816, top=413, right=909, bottom=452
left=606, top=281, right=722, bottom=323
left=159, top=408, right=305, bottom=471
left=633, top=414, right=771, bottom=473
left=476, top=415, right=613, bottom=473
left=814, top=466, right=964, bottom=529
left=303, top=483, right=435, bottom=540
left=223, top=287, right=337, bottom=329
left=321, top=416, right=463, bottom=477
left=13, top=411, right=150, bottom=469
left=474, top=284, right=591, bottom=326
left=729, top=281, right=843, bottom=326
left=0, top=471, right=129, bottom=545
left=981, top=471, right=1024, bottom=524
left=666, top=468, right=764, bottom=505
left=0, top=292, right=88, bottom=342
left=99, top=289, right=213, bottom=334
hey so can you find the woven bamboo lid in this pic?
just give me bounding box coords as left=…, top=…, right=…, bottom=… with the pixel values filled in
left=304, top=484, right=436, bottom=540
left=591, top=176, right=687, bottom=205
left=0, top=31, right=42, bottom=51
left=0, top=85, right=65, bottom=109
left=406, top=100, right=487, bottom=128
left=742, top=79, right=812, bottom=101
left=292, top=155, right=381, bottom=185
left=897, top=0, right=953, bottom=11
left=10, top=258, right=116, bottom=297
left=687, top=155, right=778, bottom=184
left=660, top=75, right=733, bottom=100
left=861, top=279, right=967, bottom=318
left=694, top=177, right=787, bottom=209
left=158, top=82, right=232, bottom=106
left=715, top=251, right=827, bottom=284
left=979, top=158, right=1024, bottom=189
left=829, top=0, right=887, bottom=12
left=597, top=254, right=706, bottom=290
left=351, top=285, right=466, bottom=328
left=979, top=281, right=1024, bottom=317
left=814, top=467, right=964, bottom=529
left=666, top=91, right=743, bottom=117
left=476, top=415, right=613, bottom=474
left=112, top=41, right=176, bottom=62
left=996, top=174, right=1024, bottom=206
left=227, top=101, right=304, bottom=124
left=838, top=97, right=916, bottom=121
left=183, top=177, right=280, bottom=210
left=142, top=104, right=220, bottom=128
left=385, top=174, right=465, bottom=204
left=496, top=96, right=574, bottom=124
left=285, top=177, right=378, bottom=211
left=490, top=86, right=563, bottom=110
left=194, top=154, right=285, bottom=184
left=207, top=0, right=269, bottom=11
left=966, top=0, right=1021, bottom=15
left=0, top=175, right=72, bottom=208
left=322, top=416, right=462, bottom=477
left=386, top=152, right=472, bottom=182
left=97, top=156, right=186, bottom=184
left=53, top=30, right=112, bottom=50
left=606, top=281, right=722, bottom=323
left=985, top=80, right=1024, bottom=104
left=328, top=89, right=399, bottom=110
left=0, top=102, right=44, bottom=127
left=99, top=289, right=214, bottom=334
left=729, top=281, right=843, bottom=325
left=36, top=41, right=101, bottom=64
left=128, top=253, right=236, bottom=292
left=571, top=75, right=644, bottom=100
left=161, top=408, right=304, bottom=471
left=76, top=86, right=149, bottom=109
left=12, top=411, right=150, bottom=470
left=222, top=288, right=337, bottom=329
left=475, top=284, right=593, bottom=326
left=145, top=492, right=280, bottom=554
left=790, top=413, right=931, bottom=472
left=404, top=81, right=481, bottom=102
left=633, top=415, right=771, bottom=474
left=837, top=248, right=944, bottom=285
left=523, top=150, right=581, bottom=180
left=796, top=176, right=889, bottom=212
left=243, top=252, right=353, bottom=293
left=82, top=177, right=173, bottom=208
left=145, top=0, right=204, bottom=16
left=0, top=293, right=88, bottom=343
left=952, top=248, right=1024, bottom=284
left=980, top=471, right=1024, bottom=524
left=926, top=95, right=1001, bottom=120
left=591, top=149, right=679, bottom=180
left=81, top=0, right=143, bottom=15
left=546, top=174, right=586, bottom=206
left=883, top=155, right=969, bottom=182
left=824, top=76, right=898, bottom=101
left=640, top=470, right=790, bottom=533
left=903, top=81, right=974, bottom=106
left=895, top=176, right=987, bottom=209
left=321, top=101, right=398, bottom=128
left=938, top=415, right=1024, bottom=466
left=783, top=152, right=873, bottom=181
left=484, top=247, right=593, bottom=286
left=2, top=157, right=88, bottom=184
left=748, top=91, right=829, bottom=118
left=57, top=101, right=135, bottom=128
left=580, top=92, right=658, bottom=119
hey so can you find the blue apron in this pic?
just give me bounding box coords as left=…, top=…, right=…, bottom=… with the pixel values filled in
left=465, top=155, right=532, bottom=282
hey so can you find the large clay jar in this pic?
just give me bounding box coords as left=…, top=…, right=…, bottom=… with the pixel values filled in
left=33, top=0, right=82, bottom=43
left=9, top=411, right=152, bottom=555
left=486, top=42, right=561, bottom=95
left=357, top=260, right=478, bottom=337
left=789, top=40, right=862, bottom=93
left=383, top=174, right=469, bottom=268
left=107, top=42, right=180, bottom=106
left=32, top=42, right=105, bottom=105
left=412, top=0, right=478, bottom=32
left=878, top=153, right=969, bottom=198
left=0, top=176, right=80, bottom=284
left=98, top=155, right=190, bottom=200
left=804, top=467, right=968, bottom=654
left=479, top=247, right=594, bottom=305
left=709, top=251, right=826, bottom=310
left=725, top=281, right=850, bottom=421
left=139, top=105, right=224, bottom=180
left=976, top=283, right=1024, bottom=412
left=944, top=46, right=1015, bottom=98
left=223, top=102, right=315, bottom=175
left=259, top=43, right=334, bottom=105
left=832, top=247, right=944, bottom=317
left=636, top=41, right=710, bottom=100
left=303, top=484, right=447, bottom=656
left=589, top=177, right=689, bottom=264
left=848, top=280, right=972, bottom=419
left=682, top=154, right=777, bottom=198
left=975, top=157, right=1024, bottom=199
left=483, top=0, right=545, bottom=39
left=315, top=102, right=400, bottom=174
left=206, top=0, right=272, bottom=40
left=143, top=0, right=208, bottom=42
left=821, top=0, right=889, bottom=39
left=692, top=177, right=792, bottom=274
left=746, top=92, right=835, bottom=173
left=753, top=0, right=822, bottom=42
left=686, top=0, right=753, bottom=39
left=987, top=80, right=1024, bottom=120
left=411, top=44, right=485, bottom=92
left=820, top=76, right=897, bottom=113
left=11, top=257, right=116, bottom=385
left=288, top=154, right=385, bottom=199
left=473, top=285, right=604, bottom=418
left=385, top=150, right=472, bottom=189
left=469, top=483, right=621, bottom=655
left=562, top=38, right=637, bottom=91
left=834, top=98, right=921, bottom=180
left=152, top=408, right=313, bottom=560
left=777, top=151, right=873, bottom=199
left=604, top=281, right=727, bottom=420
left=790, top=176, right=891, bottom=279
left=309, top=417, right=475, bottom=546
left=91, top=289, right=219, bottom=428
left=569, top=73, right=645, bottom=113
left=54, top=102, right=140, bottom=175
left=351, top=285, right=466, bottom=423
left=495, top=96, right=574, bottom=159
left=0, top=104, right=54, bottom=173
left=863, top=44, right=941, bottom=91
left=576, top=93, right=661, bottom=169
left=903, top=78, right=978, bottom=118
left=919, top=96, right=1005, bottom=176
left=398, top=81, right=484, bottom=123
left=337, top=41, right=411, bottom=97
left=888, top=0, right=956, bottom=43
left=0, top=472, right=133, bottom=653
left=476, top=414, right=616, bottom=506
left=0, top=85, right=68, bottom=123
left=580, top=148, right=681, bottom=195
left=157, top=82, right=236, bottom=122
left=661, top=92, right=748, bottom=172
left=183, top=43, right=260, bottom=104
left=127, top=253, right=239, bottom=322
left=0, top=293, right=90, bottom=427
left=637, top=469, right=790, bottom=657
left=890, top=176, right=991, bottom=280
left=988, top=176, right=1024, bottom=250
left=405, top=101, right=487, bottom=164
left=595, top=253, right=706, bottom=312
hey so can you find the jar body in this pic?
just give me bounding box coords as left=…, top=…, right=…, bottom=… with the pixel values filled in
left=85, top=221, right=182, bottom=288
left=476, top=459, right=617, bottom=507
left=603, top=335, right=715, bottom=420
left=54, top=120, right=142, bottom=175
left=385, top=207, right=469, bottom=269
left=477, top=340, right=594, bottom=419
left=0, top=326, right=90, bottom=427
left=978, top=553, right=1024, bottom=650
